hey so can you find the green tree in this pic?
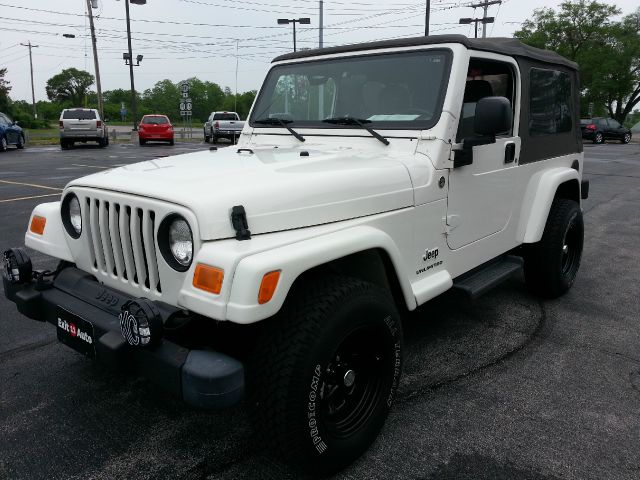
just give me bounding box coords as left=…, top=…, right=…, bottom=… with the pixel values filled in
left=515, top=1, right=640, bottom=123
left=45, top=68, right=94, bottom=106
left=0, top=67, right=11, bottom=113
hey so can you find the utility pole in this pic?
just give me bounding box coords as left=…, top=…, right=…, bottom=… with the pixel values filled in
left=319, top=1, right=324, bottom=48
left=20, top=41, right=38, bottom=119
left=125, top=0, right=138, bottom=130
left=86, top=0, right=104, bottom=120
left=468, top=0, right=501, bottom=38
left=425, top=0, right=430, bottom=36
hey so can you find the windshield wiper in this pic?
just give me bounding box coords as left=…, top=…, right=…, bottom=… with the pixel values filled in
left=253, top=117, right=305, bottom=142
left=322, top=116, right=389, bottom=145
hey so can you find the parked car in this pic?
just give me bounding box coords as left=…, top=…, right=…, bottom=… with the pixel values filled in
left=0, top=112, right=25, bottom=152
left=581, top=117, right=631, bottom=144
left=4, top=35, right=588, bottom=474
left=203, top=111, right=244, bottom=144
left=59, top=108, right=108, bottom=149
left=138, top=115, right=174, bottom=146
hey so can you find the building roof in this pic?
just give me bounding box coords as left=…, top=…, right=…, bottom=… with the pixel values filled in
left=273, top=34, right=578, bottom=70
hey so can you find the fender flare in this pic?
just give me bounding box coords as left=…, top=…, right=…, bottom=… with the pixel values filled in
left=225, top=225, right=416, bottom=324
left=517, top=167, right=580, bottom=244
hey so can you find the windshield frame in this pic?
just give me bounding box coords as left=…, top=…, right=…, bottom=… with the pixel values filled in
left=250, top=48, right=452, bottom=132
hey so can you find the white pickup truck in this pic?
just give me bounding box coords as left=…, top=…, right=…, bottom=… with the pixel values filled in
left=203, top=111, right=244, bottom=144
left=4, top=34, right=588, bottom=474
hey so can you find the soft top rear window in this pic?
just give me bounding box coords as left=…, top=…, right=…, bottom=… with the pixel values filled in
left=63, top=110, right=96, bottom=120
left=142, top=116, right=169, bottom=124
left=213, top=113, right=238, bottom=120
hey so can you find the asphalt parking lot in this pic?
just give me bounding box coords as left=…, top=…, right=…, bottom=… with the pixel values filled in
left=0, top=141, right=639, bottom=480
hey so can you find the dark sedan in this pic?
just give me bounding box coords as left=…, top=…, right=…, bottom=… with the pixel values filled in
left=0, top=112, right=25, bottom=151
left=581, top=117, right=632, bottom=144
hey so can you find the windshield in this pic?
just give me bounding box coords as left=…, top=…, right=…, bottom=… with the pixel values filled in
left=213, top=113, right=238, bottom=120
left=250, top=50, right=451, bottom=130
left=63, top=110, right=96, bottom=120
left=142, top=116, right=169, bottom=124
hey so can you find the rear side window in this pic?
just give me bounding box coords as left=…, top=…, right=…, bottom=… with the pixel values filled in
left=529, top=68, right=572, bottom=135
left=142, top=116, right=169, bottom=124
left=213, top=113, right=237, bottom=120
left=63, top=110, right=96, bottom=120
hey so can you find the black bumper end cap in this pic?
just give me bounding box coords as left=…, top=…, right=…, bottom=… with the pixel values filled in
left=97, top=331, right=129, bottom=370
left=15, top=287, right=46, bottom=321
left=581, top=179, right=589, bottom=199
left=182, top=350, right=244, bottom=409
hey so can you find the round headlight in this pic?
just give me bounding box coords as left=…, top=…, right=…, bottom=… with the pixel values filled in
left=158, top=214, right=193, bottom=271
left=62, top=193, right=82, bottom=239
left=169, top=218, right=193, bottom=267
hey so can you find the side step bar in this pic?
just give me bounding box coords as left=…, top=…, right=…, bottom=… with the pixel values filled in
left=452, top=255, right=523, bottom=300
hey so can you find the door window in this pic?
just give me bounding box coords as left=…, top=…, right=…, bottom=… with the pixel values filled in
left=529, top=68, right=572, bottom=135
left=607, top=119, right=621, bottom=128
left=456, top=58, right=515, bottom=141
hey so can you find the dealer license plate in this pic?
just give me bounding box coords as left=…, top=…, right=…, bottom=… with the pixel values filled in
left=56, top=307, right=96, bottom=359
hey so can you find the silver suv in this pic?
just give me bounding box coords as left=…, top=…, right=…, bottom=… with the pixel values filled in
left=59, top=108, right=108, bottom=149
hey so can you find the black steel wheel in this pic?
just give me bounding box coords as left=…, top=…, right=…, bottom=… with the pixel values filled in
left=524, top=198, right=584, bottom=298
left=247, top=275, right=403, bottom=474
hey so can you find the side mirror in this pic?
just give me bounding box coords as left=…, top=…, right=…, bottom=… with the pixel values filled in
left=474, top=96, right=512, bottom=136
left=454, top=96, right=512, bottom=168
left=12, top=121, right=19, bottom=126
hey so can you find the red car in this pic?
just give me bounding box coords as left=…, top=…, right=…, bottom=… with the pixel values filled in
left=138, top=115, right=174, bottom=145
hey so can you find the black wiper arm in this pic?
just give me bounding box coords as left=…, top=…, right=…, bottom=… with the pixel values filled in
left=322, top=116, right=389, bottom=146
left=253, top=117, right=305, bottom=142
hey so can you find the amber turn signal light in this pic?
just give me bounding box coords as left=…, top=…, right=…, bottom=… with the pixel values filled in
left=258, top=270, right=281, bottom=304
left=30, top=216, right=46, bottom=235
left=193, top=264, right=224, bottom=294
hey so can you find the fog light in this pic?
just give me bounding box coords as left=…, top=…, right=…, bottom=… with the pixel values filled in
left=119, top=298, right=163, bottom=347
left=3, top=248, right=32, bottom=284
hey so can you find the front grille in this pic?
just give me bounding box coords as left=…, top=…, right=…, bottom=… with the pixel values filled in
left=83, top=196, right=161, bottom=294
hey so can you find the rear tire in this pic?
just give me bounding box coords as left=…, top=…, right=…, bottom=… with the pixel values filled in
left=139, top=139, right=146, bottom=146
left=204, top=130, right=210, bottom=143
left=211, top=135, right=217, bottom=144
left=247, top=276, right=403, bottom=475
left=523, top=198, right=583, bottom=298
left=169, top=139, right=174, bottom=146
left=0, top=136, right=7, bottom=152
left=593, top=132, right=604, bottom=144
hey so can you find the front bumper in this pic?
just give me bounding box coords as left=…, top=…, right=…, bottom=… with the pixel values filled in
left=3, top=265, right=244, bottom=409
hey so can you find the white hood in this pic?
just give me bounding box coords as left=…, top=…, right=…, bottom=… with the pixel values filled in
left=68, top=145, right=414, bottom=240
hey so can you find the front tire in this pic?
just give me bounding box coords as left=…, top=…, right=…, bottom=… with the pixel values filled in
left=247, top=276, right=403, bottom=474
left=16, top=135, right=25, bottom=149
left=139, top=139, right=146, bottom=146
left=622, top=133, right=631, bottom=144
left=524, top=198, right=584, bottom=298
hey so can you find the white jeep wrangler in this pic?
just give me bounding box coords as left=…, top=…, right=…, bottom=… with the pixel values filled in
left=3, top=35, right=588, bottom=474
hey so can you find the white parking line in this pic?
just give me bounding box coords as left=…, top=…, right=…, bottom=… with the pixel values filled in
left=71, top=164, right=111, bottom=169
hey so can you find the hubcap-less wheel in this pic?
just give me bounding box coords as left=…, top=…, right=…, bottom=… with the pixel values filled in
left=561, top=214, right=580, bottom=275
left=523, top=198, right=583, bottom=298
left=248, top=277, right=403, bottom=474
left=321, top=326, right=387, bottom=439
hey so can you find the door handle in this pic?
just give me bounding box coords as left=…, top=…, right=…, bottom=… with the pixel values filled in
left=504, top=142, right=516, bottom=164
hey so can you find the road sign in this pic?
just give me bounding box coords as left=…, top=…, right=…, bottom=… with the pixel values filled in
left=182, top=92, right=189, bottom=98
left=180, top=111, right=192, bottom=116
left=179, top=102, right=186, bottom=111
left=186, top=102, right=192, bottom=111
left=181, top=82, right=190, bottom=93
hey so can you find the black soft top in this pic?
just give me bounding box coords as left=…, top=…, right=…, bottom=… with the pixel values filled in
left=273, top=34, right=577, bottom=70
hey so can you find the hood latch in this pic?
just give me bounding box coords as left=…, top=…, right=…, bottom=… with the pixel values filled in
left=231, top=205, right=251, bottom=241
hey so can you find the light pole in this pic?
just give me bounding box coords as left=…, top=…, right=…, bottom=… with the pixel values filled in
left=459, top=17, right=494, bottom=39
left=120, top=0, right=146, bottom=131
left=19, top=41, right=38, bottom=119
left=277, top=17, right=311, bottom=52
left=86, top=0, right=104, bottom=120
